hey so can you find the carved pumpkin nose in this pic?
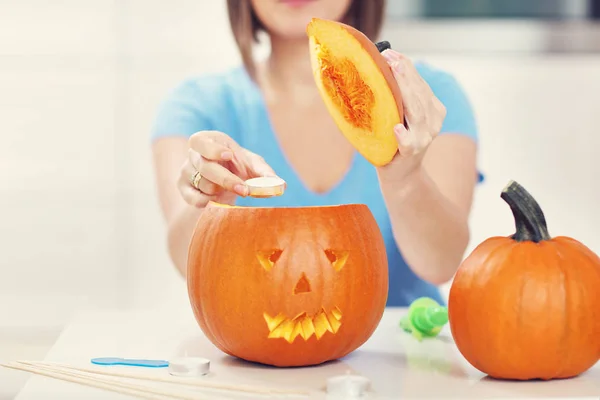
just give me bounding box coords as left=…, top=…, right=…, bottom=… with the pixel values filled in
left=294, top=273, right=312, bottom=294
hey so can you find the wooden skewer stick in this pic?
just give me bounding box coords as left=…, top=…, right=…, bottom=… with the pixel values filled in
left=1, top=361, right=179, bottom=400
left=22, top=360, right=309, bottom=396
left=4, top=361, right=239, bottom=400
left=20, top=361, right=222, bottom=400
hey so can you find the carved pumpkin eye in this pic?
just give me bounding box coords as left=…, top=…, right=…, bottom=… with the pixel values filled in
left=256, top=249, right=283, bottom=272
left=324, top=249, right=349, bottom=272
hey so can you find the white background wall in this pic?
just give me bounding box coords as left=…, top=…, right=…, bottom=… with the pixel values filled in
left=1, top=0, right=599, bottom=333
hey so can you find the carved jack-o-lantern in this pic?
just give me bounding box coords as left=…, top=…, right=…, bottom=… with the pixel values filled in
left=187, top=202, right=389, bottom=367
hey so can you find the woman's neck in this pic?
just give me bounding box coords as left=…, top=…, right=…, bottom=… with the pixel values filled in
left=263, top=36, right=316, bottom=93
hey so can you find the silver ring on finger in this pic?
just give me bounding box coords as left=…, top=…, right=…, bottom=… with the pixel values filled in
left=190, top=170, right=203, bottom=190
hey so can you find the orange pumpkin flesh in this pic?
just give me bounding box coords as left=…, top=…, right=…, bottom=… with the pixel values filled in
left=187, top=202, right=389, bottom=367
left=449, top=180, right=600, bottom=380
left=306, top=18, right=403, bottom=167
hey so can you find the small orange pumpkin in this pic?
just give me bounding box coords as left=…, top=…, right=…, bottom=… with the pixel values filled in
left=187, top=202, right=389, bottom=367
left=449, top=180, right=600, bottom=380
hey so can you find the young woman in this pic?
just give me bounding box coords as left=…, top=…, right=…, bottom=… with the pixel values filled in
left=151, top=0, right=480, bottom=307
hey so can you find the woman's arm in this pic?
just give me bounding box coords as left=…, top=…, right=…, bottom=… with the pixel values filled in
left=152, top=137, right=203, bottom=276
left=377, top=50, right=479, bottom=285
left=379, top=135, right=477, bottom=285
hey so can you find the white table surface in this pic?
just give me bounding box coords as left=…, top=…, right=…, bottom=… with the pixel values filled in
left=13, top=302, right=600, bottom=400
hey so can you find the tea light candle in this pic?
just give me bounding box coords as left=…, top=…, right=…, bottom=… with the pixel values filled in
left=245, top=176, right=286, bottom=198
left=168, top=357, right=210, bottom=377
left=326, top=374, right=370, bottom=397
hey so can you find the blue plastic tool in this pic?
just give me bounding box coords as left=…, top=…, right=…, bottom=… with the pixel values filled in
left=91, top=357, right=169, bottom=368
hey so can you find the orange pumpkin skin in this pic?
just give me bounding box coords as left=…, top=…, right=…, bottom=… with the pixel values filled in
left=187, top=202, right=389, bottom=367
left=449, top=181, right=600, bottom=380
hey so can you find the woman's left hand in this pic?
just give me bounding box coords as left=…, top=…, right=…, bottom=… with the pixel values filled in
left=378, top=49, right=447, bottom=181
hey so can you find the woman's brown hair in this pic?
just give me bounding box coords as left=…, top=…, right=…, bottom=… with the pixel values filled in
left=226, top=0, right=386, bottom=79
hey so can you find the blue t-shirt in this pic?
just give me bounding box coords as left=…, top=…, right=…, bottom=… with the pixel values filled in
left=151, top=64, right=480, bottom=307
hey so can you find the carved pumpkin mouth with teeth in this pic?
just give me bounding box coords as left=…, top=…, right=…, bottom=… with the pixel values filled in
left=187, top=202, right=388, bottom=367
left=264, top=306, right=342, bottom=343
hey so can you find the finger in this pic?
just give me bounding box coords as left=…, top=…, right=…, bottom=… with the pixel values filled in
left=381, top=51, right=434, bottom=125
left=227, top=149, right=252, bottom=178
left=179, top=162, right=215, bottom=207
left=430, top=99, right=446, bottom=138
left=382, top=50, right=434, bottom=96
left=387, top=63, right=424, bottom=125
left=189, top=130, right=248, bottom=161
left=394, top=123, right=431, bottom=156
left=194, top=174, right=221, bottom=196
left=188, top=149, right=235, bottom=188
left=390, top=63, right=428, bottom=126
left=188, top=148, right=203, bottom=171
left=182, top=157, right=221, bottom=196
left=394, top=123, right=414, bottom=156
left=245, top=151, right=277, bottom=177
left=199, top=160, right=248, bottom=196
left=398, top=62, right=445, bottom=135
left=181, top=157, right=199, bottom=188
left=198, top=130, right=242, bottom=148
left=189, top=135, right=234, bottom=162
left=180, top=184, right=215, bottom=208
left=189, top=147, right=248, bottom=196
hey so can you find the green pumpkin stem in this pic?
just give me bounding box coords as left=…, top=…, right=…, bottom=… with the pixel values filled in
left=501, top=180, right=551, bottom=243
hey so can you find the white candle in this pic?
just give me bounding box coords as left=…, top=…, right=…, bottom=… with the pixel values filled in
left=326, top=374, right=371, bottom=398
left=245, top=176, right=287, bottom=198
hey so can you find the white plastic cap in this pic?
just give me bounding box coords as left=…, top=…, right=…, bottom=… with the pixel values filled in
left=168, top=357, right=210, bottom=377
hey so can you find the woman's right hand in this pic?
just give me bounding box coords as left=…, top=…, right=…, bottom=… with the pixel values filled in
left=178, top=130, right=277, bottom=207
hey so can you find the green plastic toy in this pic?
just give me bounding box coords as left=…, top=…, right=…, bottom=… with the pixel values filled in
left=399, top=297, right=448, bottom=341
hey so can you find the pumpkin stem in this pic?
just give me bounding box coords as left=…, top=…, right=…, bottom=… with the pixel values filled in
left=500, top=180, right=551, bottom=242
left=375, top=41, right=391, bottom=53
